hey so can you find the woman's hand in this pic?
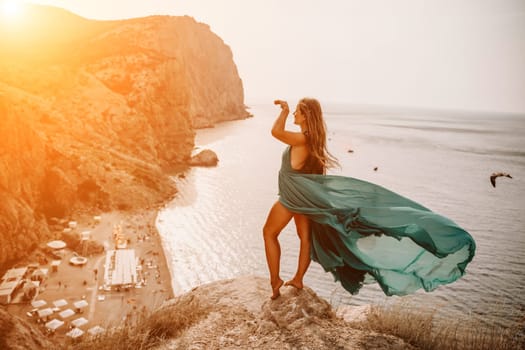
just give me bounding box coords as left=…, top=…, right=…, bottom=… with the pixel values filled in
left=274, top=100, right=289, bottom=114
left=271, top=99, right=305, bottom=146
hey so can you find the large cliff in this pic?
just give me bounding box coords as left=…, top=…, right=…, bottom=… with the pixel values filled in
left=0, top=4, right=249, bottom=268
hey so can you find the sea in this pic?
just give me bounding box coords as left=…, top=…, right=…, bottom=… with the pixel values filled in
left=156, top=103, right=525, bottom=328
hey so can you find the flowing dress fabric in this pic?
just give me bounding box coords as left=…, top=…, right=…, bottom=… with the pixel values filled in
left=278, top=147, right=476, bottom=296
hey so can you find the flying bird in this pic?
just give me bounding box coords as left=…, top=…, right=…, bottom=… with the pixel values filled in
left=373, top=167, right=378, bottom=171
left=490, top=172, right=512, bottom=187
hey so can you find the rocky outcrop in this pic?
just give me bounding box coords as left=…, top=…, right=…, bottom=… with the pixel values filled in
left=0, top=4, right=249, bottom=268
left=188, top=149, right=219, bottom=167
left=154, top=276, right=413, bottom=350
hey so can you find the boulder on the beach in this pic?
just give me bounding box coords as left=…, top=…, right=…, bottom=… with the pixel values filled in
left=188, top=149, right=219, bottom=167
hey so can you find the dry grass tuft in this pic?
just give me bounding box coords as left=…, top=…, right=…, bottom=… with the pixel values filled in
left=68, top=294, right=208, bottom=350
left=350, top=301, right=524, bottom=350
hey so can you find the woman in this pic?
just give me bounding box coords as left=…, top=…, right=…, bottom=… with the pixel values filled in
left=263, top=97, right=475, bottom=300
left=263, top=98, right=337, bottom=299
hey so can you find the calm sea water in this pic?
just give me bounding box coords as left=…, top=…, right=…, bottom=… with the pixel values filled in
left=156, top=104, right=525, bottom=328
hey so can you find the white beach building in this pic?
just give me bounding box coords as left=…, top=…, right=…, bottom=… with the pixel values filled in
left=103, top=249, right=137, bottom=290
left=0, top=267, right=28, bottom=304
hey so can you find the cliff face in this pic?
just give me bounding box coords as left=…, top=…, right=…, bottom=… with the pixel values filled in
left=0, top=5, right=249, bottom=268
left=0, top=307, right=54, bottom=350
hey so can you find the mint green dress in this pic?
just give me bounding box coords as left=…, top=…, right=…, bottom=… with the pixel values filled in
left=278, top=146, right=475, bottom=296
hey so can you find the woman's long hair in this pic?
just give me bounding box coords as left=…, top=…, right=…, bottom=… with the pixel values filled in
left=299, top=97, right=339, bottom=173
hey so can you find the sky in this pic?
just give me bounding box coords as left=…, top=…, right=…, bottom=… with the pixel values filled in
left=6, top=0, right=525, bottom=113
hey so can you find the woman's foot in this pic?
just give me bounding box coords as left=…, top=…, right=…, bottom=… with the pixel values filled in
left=284, top=278, right=303, bottom=289
left=271, top=278, right=284, bottom=300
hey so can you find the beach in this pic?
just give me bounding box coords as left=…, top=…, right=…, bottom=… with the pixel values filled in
left=5, top=208, right=174, bottom=342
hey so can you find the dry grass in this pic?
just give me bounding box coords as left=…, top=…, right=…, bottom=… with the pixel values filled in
left=63, top=295, right=524, bottom=350
left=67, top=294, right=208, bottom=350
left=350, top=301, right=524, bottom=350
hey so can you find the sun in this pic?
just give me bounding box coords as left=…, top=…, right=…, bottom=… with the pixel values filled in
left=1, top=0, right=24, bottom=20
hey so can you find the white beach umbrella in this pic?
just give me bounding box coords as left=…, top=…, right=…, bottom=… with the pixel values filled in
left=87, top=325, right=105, bottom=336
left=37, top=308, right=53, bottom=318
left=71, top=317, right=88, bottom=328
left=59, top=308, right=75, bottom=319
left=53, top=299, right=68, bottom=308
left=66, top=327, right=84, bottom=339
left=46, top=240, right=67, bottom=249
left=73, top=299, right=89, bottom=310
left=31, top=299, right=47, bottom=308
left=69, top=256, right=88, bottom=266
left=73, top=300, right=88, bottom=308
left=45, top=319, right=64, bottom=331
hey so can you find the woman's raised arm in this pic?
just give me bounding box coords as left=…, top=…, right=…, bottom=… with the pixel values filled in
left=271, top=100, right=306, bottom=146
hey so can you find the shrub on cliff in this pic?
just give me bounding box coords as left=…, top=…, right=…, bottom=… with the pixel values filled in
left=349, top=302, right=524, bottom=350
left=61, top=231, right=104, bottom=256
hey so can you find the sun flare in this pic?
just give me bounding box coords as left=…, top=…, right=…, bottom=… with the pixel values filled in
left=1, top=0, right=24, bottom=20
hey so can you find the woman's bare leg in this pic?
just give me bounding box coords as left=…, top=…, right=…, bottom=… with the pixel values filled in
left=263, top=201, right=293, bottom=299
left=285, top=214, right=311, bottom=289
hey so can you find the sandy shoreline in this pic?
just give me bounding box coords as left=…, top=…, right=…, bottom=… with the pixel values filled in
left=5, top=207, right=174, bottom=343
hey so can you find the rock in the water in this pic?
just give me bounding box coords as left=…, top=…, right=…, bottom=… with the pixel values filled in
left=189, top=149, right=219, bottom=167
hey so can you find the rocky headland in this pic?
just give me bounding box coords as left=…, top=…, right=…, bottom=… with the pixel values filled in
left=0, top=4, right=250, bottom=269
